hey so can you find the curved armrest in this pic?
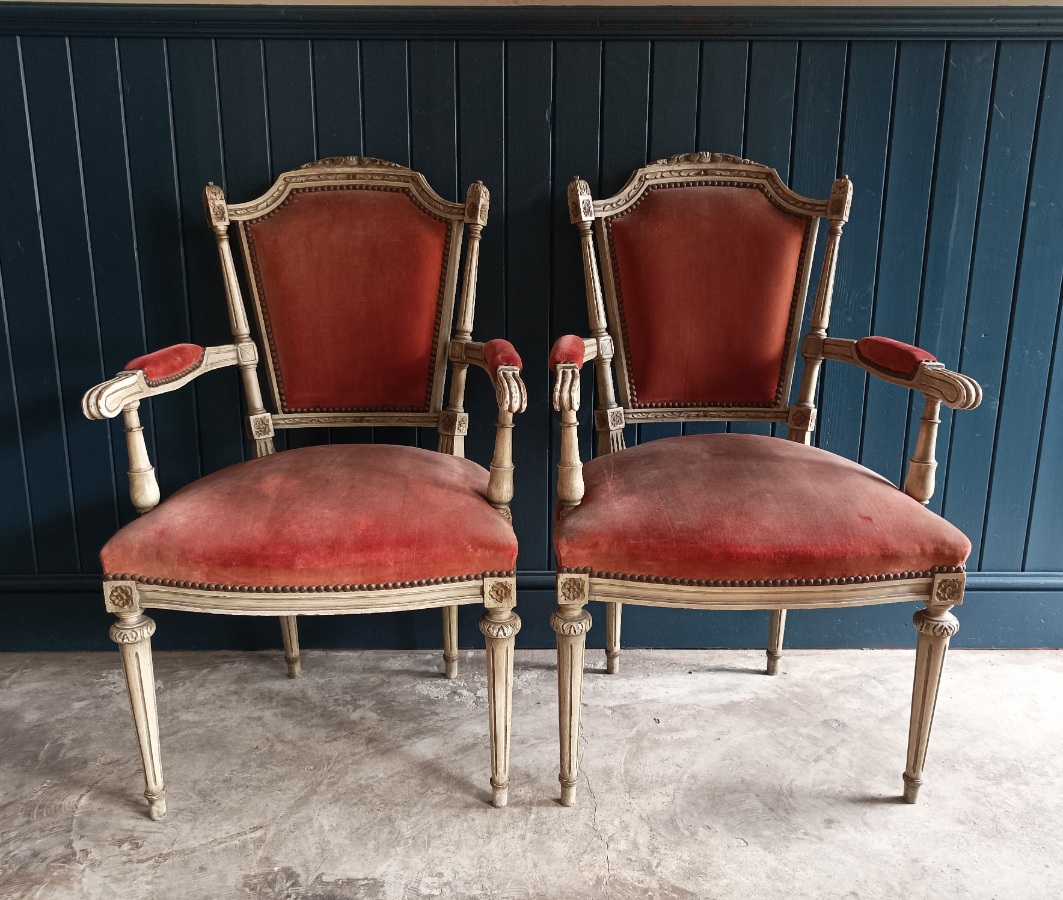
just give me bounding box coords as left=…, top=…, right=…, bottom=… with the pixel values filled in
left=449, top=338, right=528, bottom=414
left=82, top=343, right=246, bottom=420
left=815, top=335, right=981, bottom=410
left=811, top=333, right=981, bottom=504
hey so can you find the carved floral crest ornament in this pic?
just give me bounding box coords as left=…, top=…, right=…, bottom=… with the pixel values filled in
left=549, top=153, right=982, bottom=809
left=80, top=158, right=527, bottom=818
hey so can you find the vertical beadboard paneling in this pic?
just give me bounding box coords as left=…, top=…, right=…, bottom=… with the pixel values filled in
left=942, top=41, right=1046, bottom=569
left=0, top=10, right=1060, bottom=650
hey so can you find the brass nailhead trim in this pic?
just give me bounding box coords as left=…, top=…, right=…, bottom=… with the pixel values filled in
left=604, top=180, right=811, bottom=410
left=104, top=570, right=517, bottom=594
left=243, top=184, right=452, bottom=415
left=557, top=565, right=965, bottom=588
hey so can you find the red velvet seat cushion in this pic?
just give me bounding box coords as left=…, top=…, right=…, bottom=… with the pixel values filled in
left=554, top=434, right=969, bottom=585
left=102, top=444, right=517, bottom=590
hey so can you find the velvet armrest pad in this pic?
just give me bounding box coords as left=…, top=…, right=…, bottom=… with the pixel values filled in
left=125, top=343, right=205, bottom=385
left=855, top=336, right=936, bottom=379
left=550, top=335, right=586, bottom=372
left=482, top=339, right=522, bottom=377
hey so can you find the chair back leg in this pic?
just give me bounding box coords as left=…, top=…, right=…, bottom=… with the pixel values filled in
left=280, top=616, right=301, bottom=678
left=903, top=592, right=961, bottom=802
left=442, top=605, right=459, bottom=679
left=111, top=612, right=166, bottom=821
left=604, top=601, right=622, bottom=675
left=767, top=609, right=787, bottom=676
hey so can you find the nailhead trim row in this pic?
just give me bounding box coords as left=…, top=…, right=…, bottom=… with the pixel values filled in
left=105, top=570, right=516, bottom=593
left=557, top=565, right=964, bottom=588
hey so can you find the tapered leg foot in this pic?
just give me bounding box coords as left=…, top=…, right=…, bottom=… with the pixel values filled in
left=111, top=613, right=165, bottom=821
left=903, top=598, right=960, bottom=804
left=480, top=606, right=520, bottom=809
left=443, top=605, right=459, bottom=679
left=902, top=773, right=921, bottom=804
left=280, top=615, right=301, bottom=678
left=552, top=602, right=591, bottom=807
left=767, top=609, right=786, bottom=676
left=605, top=602, right=621, bottom=675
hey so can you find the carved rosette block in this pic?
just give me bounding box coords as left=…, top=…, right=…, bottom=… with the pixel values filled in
left=247, top=413, right=274, bottom=439
left=483, top=576, right=517, bottom=610
left=593, top=407, right=625, bottom=434
left=567, top=178, right=595, bottom=224
left=557, top=574, right=589, bottom=607
left=439, top=410, right=470, bottom=437
left=787, top=405, right=817, bottom=435
left=203, top=183, right=229, bottom=229
left=104, top=582, right=140, bottom=614
left=931, top=571, right=965, bottom=607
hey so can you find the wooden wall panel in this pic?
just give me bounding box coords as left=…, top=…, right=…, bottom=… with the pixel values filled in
left=1, top=8, right=1061, bottom=650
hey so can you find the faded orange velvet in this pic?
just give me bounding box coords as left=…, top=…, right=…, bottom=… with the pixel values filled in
left=857, top=336, right=936, bottom=377
left=125, top=343, right=204, bottom=384
left=483, top=338, right=522, bottom=376
left=607, top=185, right=807, bottom=406
left=549, top=334, right=586, bottom=371
left=246, top=189, right=449, bottom=411
left=101, top=444, right=517, bottom=588
left=554, top=434, right=970, bottom=583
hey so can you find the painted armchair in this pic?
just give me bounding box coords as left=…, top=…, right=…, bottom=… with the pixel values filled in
left=549, top=153, right=981, bottom=807
left=82, top=158, right=527, bottom=819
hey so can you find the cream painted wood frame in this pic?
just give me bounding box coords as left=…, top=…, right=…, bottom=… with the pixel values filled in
left=551, top=152, right=981, bottom=808
left=83, top=158, right=527, bottom=819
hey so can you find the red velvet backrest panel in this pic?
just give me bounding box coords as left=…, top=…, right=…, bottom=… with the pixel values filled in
left=243, top=187, right=451, bottom=412
left=604, top=183, right=810, bottom=407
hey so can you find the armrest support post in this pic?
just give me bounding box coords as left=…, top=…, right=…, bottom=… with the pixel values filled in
left=122, top=401, right=160, bottom=515
left=487, top=408, right=515, bottom=516
left=554, top=362, right=585, bottom=514
left=904, top=396, right=942, bottom=505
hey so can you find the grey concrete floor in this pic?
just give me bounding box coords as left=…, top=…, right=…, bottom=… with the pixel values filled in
left=1, top=647, right=1061, bottom=899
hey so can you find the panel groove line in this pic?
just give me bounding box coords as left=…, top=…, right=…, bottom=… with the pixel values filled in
left=0, top=9, right=1061, bottom=650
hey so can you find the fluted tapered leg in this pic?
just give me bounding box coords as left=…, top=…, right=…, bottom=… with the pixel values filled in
left=111, top=613, right=166, bottom=821
left=480, top=608, right=520, bottom=807
left=442, top=605, right=459, bottom=679
left=552, top=599, right=592, bottom=807
left=767, top=609, right=786, bottom=676
left=605, top=602, right=622, bottom=674
left=280, top=615, right=301, bottom=678
left=903, top=600, right=960, bottom=803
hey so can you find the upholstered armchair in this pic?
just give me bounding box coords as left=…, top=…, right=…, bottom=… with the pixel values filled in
left=549, top=153, right=981, bottom=807
left=82, top=158, right=527, bottom=818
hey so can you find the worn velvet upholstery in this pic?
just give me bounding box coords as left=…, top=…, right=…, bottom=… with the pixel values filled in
left=482, top=339, right=522, bottom=376
left=245, top=188, right=449, bottom=412
left=125, top=343, right=204, bottom=385
left=856, top=336, right=936, bottom=378
left=549, top=334, right=586, bottom=371
left=606, top=185, right=807, bottom=406
left=102, top=444, right=517, bottom=589
left=554, top=434, right=969, bottom=584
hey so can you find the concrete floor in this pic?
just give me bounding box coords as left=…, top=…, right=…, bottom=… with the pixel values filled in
left=1, top=648, right=1061, bottom=899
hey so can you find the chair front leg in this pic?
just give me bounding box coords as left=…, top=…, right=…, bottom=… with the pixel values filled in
left=767, top=609, right=787, bottom=676
left=552, top=573, right=592, bottom=806
left=280, top=615, right=301, bottom=678
left=480, top=576, right=520, bottom=808
left=110, top=612, right=166, bottom=821
left=442, top=605, right=459, bottom=679
left=605, top=602, right=622, bottom=674
left=903, top=577, right=963, bottom=803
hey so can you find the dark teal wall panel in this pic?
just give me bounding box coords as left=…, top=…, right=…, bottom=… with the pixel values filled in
left=0, top=8, right=1061, bottom=651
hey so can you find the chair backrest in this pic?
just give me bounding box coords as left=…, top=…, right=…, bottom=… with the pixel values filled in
left=572, top=153, right=850, bottom=432
left=207, top=158, right=478, bottom=433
